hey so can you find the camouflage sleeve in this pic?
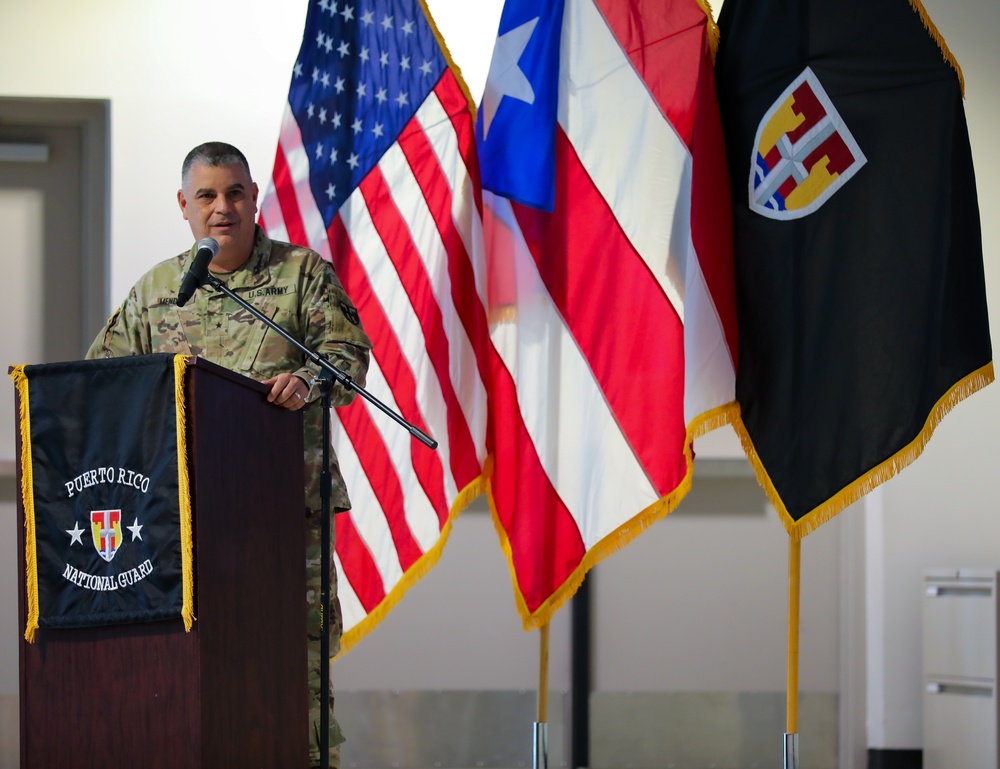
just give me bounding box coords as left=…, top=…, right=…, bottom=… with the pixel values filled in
left=295, top=257, right=372, bottom=407
left=84, top=288, right=151, bottom=360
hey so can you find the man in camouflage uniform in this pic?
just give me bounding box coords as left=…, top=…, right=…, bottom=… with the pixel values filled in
left=86, top=141, right=371, bottom=768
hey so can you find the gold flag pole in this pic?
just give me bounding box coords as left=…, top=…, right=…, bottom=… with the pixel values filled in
left=534, top=622, right=550, bottom=769
left=784, top=536, right=801, bottom=769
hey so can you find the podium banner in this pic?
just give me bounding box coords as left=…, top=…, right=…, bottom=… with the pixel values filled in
left=10, top=354, right=194, bottom=640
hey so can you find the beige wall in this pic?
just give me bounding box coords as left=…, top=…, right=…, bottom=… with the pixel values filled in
left=0, top=0, right=501, bottom=303
left=867, top=0, right=1000, bottom=749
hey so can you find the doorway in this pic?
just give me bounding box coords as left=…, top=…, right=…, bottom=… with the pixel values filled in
left=0, top=96, right=109, bottom=765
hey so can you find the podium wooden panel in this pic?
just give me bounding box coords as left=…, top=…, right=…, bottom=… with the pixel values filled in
left=15, top=357, right=308, bottom=768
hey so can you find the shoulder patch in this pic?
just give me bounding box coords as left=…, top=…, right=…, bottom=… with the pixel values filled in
left=339, top=300, right=360, bottom=326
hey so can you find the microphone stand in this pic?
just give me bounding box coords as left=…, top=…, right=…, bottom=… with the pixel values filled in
left=202, top=275, right=437, bottom=449
left=201, top=274, right=437, bottom=769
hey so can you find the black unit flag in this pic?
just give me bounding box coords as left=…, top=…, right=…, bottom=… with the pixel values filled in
left=716, top=0, right=994, bottom=536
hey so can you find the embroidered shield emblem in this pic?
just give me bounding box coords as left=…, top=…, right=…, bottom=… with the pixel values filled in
left=90, top=509, right=123, bottom=563
left=750, top=67, right=866, bottom=220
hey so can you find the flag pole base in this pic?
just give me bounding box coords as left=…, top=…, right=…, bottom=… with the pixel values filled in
left=533, top=721, right=548, bottom=769
left=783, top=732, right=799, bottom=769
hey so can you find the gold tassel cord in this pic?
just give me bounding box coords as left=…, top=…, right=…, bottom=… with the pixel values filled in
left=9, top=366, right=39, bottom=643
left=173, top=355, right=196, bottom=632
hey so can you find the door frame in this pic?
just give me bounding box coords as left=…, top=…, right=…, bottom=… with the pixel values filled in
left=0, top=97, right=110, bottom=356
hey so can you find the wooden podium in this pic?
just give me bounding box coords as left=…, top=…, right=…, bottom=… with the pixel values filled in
left=14, top=357, right=309, bottom=768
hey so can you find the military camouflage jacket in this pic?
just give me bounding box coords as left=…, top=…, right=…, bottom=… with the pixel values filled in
left=86, top=226, right=372, bottom=512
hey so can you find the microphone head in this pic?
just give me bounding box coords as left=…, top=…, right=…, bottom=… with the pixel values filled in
left=177, top=237, right=219, bottom=306
left=197, top=237, right=220, bottom=257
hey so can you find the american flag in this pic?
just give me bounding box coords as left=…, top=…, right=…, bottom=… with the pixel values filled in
left=259, top=0, right=491, bottom=652
left=478, top=0, right=739, bottom=627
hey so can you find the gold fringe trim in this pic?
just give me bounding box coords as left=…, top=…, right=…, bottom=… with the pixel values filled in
left=907, top=0, right=965, bottom=96
left=689, top=400, right=741, bottom=443
left=174, top=355, right=196, bottom=631
left=734, top=361, right=994, bottom=541
left=337, top=455, right=495, bottom=656
left=9, top=366, right=39, bottom=643
left=417, top=0, right=479, bottom=117
left=492, top=401, right=741, bottom=631
left=695, top=0, right=721, bottom=62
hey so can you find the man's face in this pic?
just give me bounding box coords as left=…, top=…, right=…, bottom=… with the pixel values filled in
left=177, top=161, right=259, bottom=260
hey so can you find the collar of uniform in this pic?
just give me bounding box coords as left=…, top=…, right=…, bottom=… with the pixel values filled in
left=182, top=225, right=275, bottom=296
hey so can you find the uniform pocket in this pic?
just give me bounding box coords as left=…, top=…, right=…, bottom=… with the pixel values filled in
left=234, top=301, right=277, bottom=376
left=235, top=301, right=304, bottom=378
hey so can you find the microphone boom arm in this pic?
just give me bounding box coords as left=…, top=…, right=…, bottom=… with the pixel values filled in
left=203, top=273, right=437, bottom=449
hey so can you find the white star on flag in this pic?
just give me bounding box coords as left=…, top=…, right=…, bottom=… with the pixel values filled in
left=481, top=17, right=539, bottom=139
left=127, top=518, right=143, bottom=541
left=66, top=522, right=84, bottom=546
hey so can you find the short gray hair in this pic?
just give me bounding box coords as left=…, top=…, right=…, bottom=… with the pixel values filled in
left=181, top=142, right=252, bottom=184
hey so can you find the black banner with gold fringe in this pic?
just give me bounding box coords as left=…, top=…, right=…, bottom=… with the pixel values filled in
left=715, top=0, right=993, bottom=537
left=10, top=354, right=194, bottom=640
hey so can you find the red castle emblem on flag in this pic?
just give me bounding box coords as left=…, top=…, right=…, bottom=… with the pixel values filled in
left=90, top=509, right=123, bottom=563
left=750, top=67, right=866, bottom=220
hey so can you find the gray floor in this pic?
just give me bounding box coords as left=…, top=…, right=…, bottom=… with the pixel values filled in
left=336, top=689, right=838, bottom=769
left=4, top=689, right=838, bottom=768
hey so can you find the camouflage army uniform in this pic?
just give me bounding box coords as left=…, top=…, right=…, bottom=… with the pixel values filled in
left=86, top=225, right=371, bottom=768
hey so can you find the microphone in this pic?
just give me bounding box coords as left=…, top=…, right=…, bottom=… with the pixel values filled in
left=177, top=237, right=219, bottom=307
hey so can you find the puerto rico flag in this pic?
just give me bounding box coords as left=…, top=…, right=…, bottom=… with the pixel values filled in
left=479, top=0, right=739, bottom=627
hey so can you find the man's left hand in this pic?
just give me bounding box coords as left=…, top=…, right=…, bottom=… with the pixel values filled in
left=262, top=372, right=308, bottom=411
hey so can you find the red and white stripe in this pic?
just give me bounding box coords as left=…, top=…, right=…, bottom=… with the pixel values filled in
left=261, top=69, right=492, bottom=651
left=484, top=0, right=737, bottom=625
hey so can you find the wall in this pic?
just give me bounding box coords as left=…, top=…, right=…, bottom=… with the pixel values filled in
left=0, top=0, right=997, bottom=763
left=0, top=0, right=500, bottom=302
left=866, top=0, right=1000, bottom=750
